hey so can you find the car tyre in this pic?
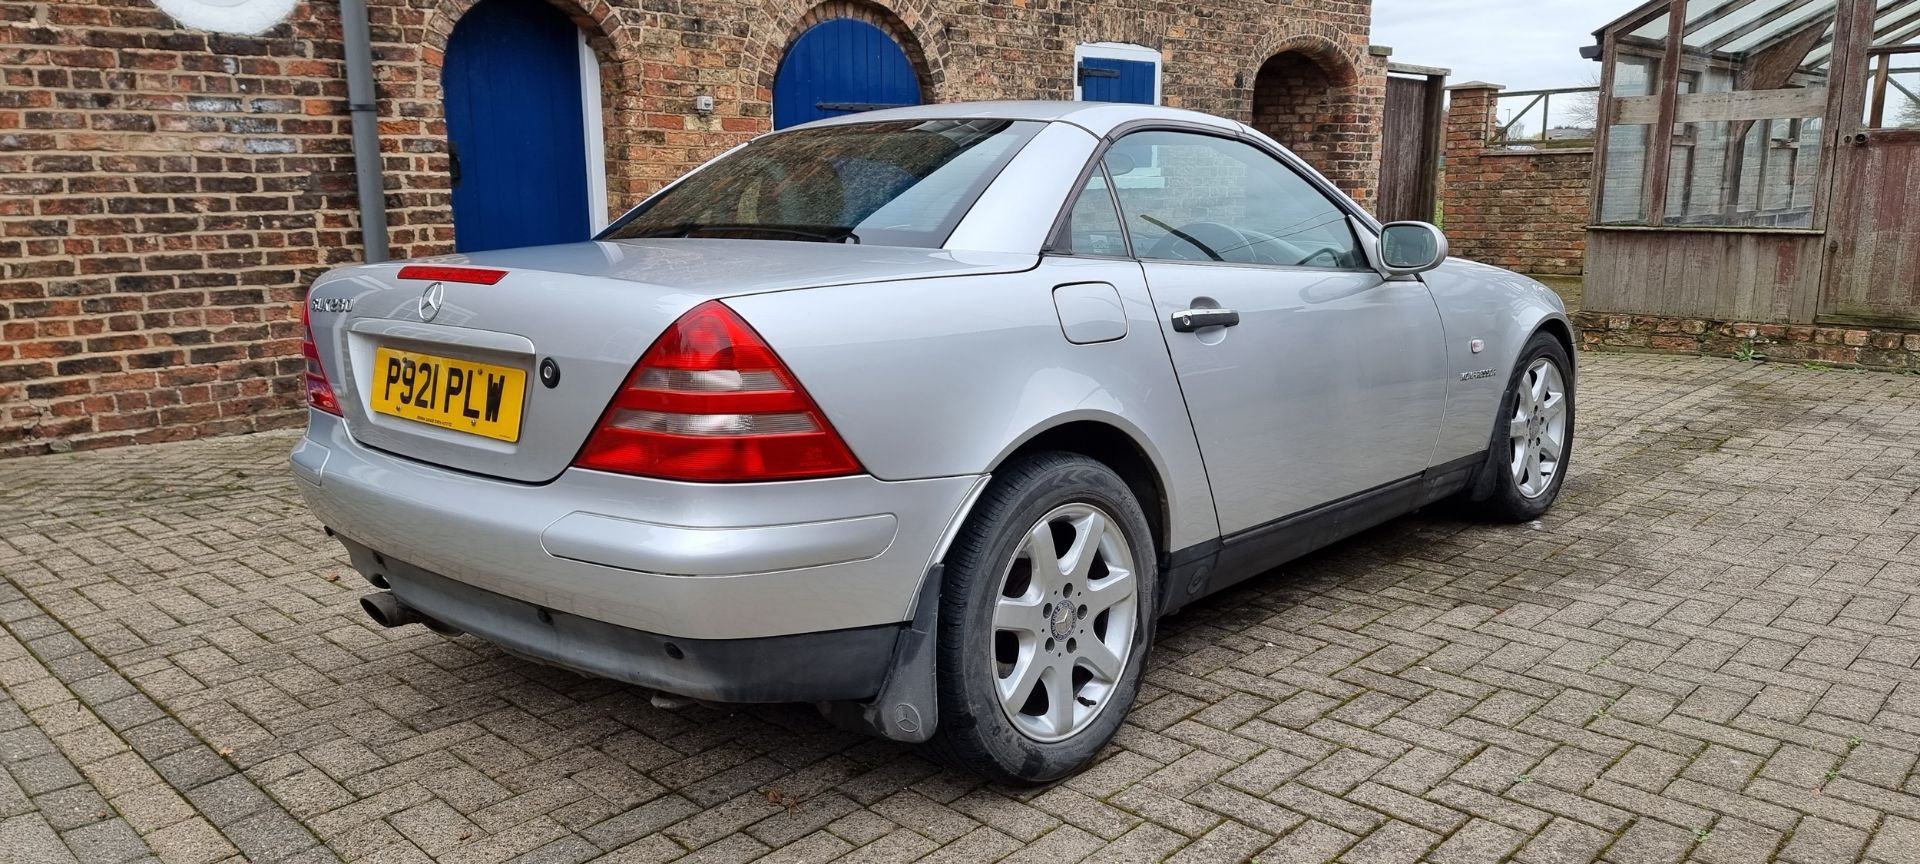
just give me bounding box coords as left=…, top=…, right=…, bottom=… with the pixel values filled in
left=1468, top=331, right=1575, bottom=522
left=923, top=452, right=1157, bottom=785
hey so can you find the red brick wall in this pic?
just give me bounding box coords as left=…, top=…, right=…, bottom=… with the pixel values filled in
left=0, top=0, right=1382, bottom=457
left=1, top=2, right=346, bottom=455
left=1440, top=84, right=1593, bottom=276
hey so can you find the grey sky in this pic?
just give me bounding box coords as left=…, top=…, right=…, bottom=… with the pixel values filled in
left=1370, top=0, right=1643, bottom=91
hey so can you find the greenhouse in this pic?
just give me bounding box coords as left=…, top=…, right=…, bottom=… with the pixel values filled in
left=1584, top=0, right=1920, bottom=328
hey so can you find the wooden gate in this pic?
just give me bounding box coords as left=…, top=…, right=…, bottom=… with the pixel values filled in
left=1376, top=64, right=1448, bottom=224
left=1820, top=41, right=1920, bottom=327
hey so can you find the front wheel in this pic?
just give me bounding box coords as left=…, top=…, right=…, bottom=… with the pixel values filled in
left=1469, top=331, right=1575, bottom=522
left=923, top=453, right=1157, bottom=785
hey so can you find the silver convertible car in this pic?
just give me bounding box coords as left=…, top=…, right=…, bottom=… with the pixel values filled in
left=294, top=101, right=1573, bottom=784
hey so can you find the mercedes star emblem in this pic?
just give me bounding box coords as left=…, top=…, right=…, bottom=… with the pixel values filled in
left=418, top=281, right=446, bottom=322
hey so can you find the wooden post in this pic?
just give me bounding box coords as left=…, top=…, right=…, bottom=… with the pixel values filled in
left=1588, top=35, right=1618, bottom=228
left=1816, top=0, right=1875, bottom=234
left=1870, top=51, right=1893, bottom=129
left=1645, top=0, right=1690, bottom=226
left=1419, top=72, right=1447, bottom=221
left=1809, top=0, right=1884, bottom=324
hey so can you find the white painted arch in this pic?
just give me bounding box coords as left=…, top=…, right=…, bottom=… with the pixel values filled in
left=150, top=0, right=297, bottom=35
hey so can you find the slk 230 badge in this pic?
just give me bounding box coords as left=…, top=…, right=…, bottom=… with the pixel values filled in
left=311, top=297, right=352, bottom=313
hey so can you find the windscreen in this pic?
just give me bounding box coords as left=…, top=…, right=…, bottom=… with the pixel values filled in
left=601, top=119, right=1041, bottom=248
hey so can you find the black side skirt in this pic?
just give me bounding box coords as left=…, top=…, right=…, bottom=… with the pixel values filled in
left=1159, top=450, right=1487, bottom=615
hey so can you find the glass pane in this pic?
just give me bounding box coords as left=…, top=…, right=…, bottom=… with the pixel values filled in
left=1714, top=1, right=1837, bottom=56
left=1599, top=48, right=1660, bottom=225
left=1631, top=10, right=1672, bottom=41
left=1875, top=0, right=1920, bottom=48
left=602, top=119, right=1040, bottom=248
left=1886, top=66, right=1920, bottom=128
left=1688, top=0, right=1842, bottom=70
left=1665, top=0, right=1834, bottom=227
left=1104, top=131, right=1364, bottom=269
left=1687, top=0, right=1803, bottom=49
left=1062, top=170, right=1128, bottom=257
left=1666, top=119, right=1825, bottom=226
left=1868, top=18, right=1920, bottom=129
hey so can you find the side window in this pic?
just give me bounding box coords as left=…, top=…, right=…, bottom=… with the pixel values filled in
left=1104, top=130, right=1365, bottom=269
left=1060, top=169, right=1128, bottom=257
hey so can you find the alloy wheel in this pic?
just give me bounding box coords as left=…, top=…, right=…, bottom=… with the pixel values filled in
left=990, top=503, right=1138, bottom=743
left=1508, top=357, right=1569, bottom=499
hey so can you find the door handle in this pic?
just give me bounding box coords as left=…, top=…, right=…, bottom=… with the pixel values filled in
left=1171, top=309, right=1241, bottom=333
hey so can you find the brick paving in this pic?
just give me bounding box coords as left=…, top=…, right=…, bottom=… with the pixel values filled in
left=3, top=352, right=1920, bottom=863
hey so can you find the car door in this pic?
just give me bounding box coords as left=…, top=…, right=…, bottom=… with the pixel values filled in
left=1100, top=128, right=1449, bottom=536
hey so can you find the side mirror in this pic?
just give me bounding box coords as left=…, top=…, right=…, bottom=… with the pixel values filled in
left=1375, top=222, right=1449, bottom=277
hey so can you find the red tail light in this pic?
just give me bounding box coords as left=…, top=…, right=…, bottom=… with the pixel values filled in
left=574, top=301, right=862, bottom=482
left=301, top=300, right=342, bottom=415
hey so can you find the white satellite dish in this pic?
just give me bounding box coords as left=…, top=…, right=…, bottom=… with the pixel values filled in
left=151, top=0, right=299, bottom=35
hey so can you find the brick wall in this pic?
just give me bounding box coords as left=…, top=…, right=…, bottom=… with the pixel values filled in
left=1251, top=39, right=1386, bottom=206
left=1439, top=83, right=1593, bottom=276
left=0, top=0, right=1382, bottom=457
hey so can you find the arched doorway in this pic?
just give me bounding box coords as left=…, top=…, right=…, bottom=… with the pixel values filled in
left=773, top=17, right=922, bottom=129
left=1252, top=52, right=1339, bottom=174
left=1249, top=46, right=1371, bottom=204
left=443, top=0, right=604, bottom=252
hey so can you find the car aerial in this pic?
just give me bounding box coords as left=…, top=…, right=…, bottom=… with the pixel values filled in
left=293, top=100, right=1574, bottom=785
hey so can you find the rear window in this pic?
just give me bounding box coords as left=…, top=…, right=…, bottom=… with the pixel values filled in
left=600, top=119, right=1041, bottom=249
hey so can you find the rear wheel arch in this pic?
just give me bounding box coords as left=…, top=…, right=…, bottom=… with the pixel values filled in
left=976, top=419, right=1172, bottom=569
left=884, top=422, right=1169, bottom=758
left=922, top=450, right=1160, bottom=783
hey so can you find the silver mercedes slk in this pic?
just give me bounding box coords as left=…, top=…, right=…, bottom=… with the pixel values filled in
left=294, top=101, right=1573, bottom=784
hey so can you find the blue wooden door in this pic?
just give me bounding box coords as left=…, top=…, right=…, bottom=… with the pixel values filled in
left=773, top=19, right=921, bottom=129
left=444, top=0, right=590, bottom=253
left=1078, top=57, right=1156, bottom=104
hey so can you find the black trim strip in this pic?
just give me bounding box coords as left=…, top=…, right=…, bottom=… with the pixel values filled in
left=814, top=102, right=914, bottom=112
left=1157, top=450, right=1489, bottom=616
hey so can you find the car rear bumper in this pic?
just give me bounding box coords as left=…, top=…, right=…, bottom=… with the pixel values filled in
left=293, top=410, right=984, bottom=641
left=339, top=536, right=901, bottom=702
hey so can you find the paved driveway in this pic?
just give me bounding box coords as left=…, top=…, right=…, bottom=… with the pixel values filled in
left=3, top=353, right=1920, bottom=864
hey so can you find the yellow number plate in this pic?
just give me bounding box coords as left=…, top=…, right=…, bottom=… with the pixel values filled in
left=370, top=347, right=527, bottom=443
